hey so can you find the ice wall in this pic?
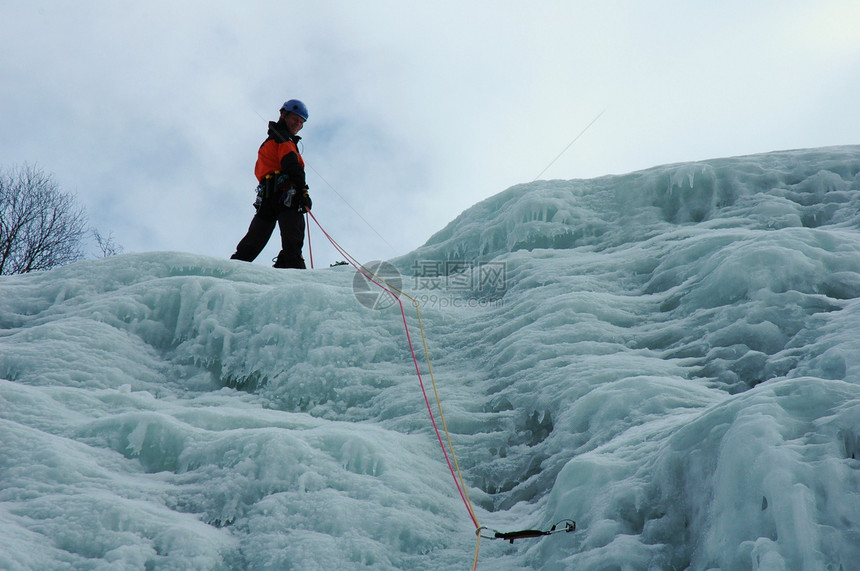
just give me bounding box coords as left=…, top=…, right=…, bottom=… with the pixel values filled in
left=2, top=146, right=860, bottom=569
left=405, top=146, right=860, bottom=264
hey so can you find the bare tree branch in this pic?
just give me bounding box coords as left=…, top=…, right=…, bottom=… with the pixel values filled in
left=0, top=164, right=88, bottom=275
left=92, top=228, right=124, bottom=258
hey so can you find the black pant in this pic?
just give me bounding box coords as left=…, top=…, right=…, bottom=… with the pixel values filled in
left=231, top=192, right=306, bottom=269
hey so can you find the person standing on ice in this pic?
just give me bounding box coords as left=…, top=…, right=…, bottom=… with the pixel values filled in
left=230, top=99, right=312, bottom=269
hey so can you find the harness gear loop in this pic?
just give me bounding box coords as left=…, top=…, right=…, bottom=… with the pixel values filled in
left=260, top=170, right=282, bottom=199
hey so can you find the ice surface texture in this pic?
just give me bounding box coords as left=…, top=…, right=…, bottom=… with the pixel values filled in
left=2, top=146, right=860, bottom=569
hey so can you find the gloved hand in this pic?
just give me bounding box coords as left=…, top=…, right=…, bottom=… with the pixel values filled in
left=298, top=186, right=312, bottom=212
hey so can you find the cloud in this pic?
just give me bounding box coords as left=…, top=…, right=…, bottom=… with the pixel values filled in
left=1, top=1, right=858, bottom=267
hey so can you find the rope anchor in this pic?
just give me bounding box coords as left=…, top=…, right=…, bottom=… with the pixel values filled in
left=478, top=519, right=576, bottom=544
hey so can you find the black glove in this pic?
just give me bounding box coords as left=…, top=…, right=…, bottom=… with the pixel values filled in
left=298, top=186, right=312, bottom=212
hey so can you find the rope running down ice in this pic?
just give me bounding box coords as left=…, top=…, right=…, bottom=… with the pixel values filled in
left=305, top=211, right=577, bottom=569
left=306, top=210, right=479, bottom=527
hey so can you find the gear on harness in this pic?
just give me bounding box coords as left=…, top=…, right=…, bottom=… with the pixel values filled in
left=477, top=519, right=576, bottom=544
left=280, top=186, right=311, bottom=213
left=282, top=187, right=296, bottom=208
left=253, top=171, right=284, bottom=208
left=253, top=184, right=264, bottom=209
left=297, top=186, right=312, bottom=212
left=254, top=172, right=310, bottom=212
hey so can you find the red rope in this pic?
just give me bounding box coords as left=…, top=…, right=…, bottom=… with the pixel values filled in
left=307, top=210, right=478, bottom=529
left=305, top=211, right=314, bottom=269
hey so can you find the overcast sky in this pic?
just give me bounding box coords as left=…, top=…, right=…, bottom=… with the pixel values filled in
left=2, top=1, right=859, bottom=267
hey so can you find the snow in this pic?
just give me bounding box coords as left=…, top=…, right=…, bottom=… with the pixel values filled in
left=2, top=145, right=860, bottom=569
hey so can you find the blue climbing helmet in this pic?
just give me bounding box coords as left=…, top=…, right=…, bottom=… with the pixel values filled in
left=281, top=99, right=309, bottom=121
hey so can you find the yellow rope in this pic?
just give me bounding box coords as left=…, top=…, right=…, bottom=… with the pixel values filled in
left=309, top=218, right=482, bottom=562
left=347, top=255, right=479, bottom=525
left=411, top=299, right=479, bottom=523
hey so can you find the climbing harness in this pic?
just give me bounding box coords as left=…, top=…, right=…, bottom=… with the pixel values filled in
left=306, top=209, right=576, bottom=570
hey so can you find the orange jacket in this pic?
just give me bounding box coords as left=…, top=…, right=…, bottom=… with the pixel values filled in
left=254, top=120, right=306, bottom=189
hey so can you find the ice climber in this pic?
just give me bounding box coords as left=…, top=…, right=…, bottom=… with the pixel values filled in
left=230, top=99, right=312, bottom=269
